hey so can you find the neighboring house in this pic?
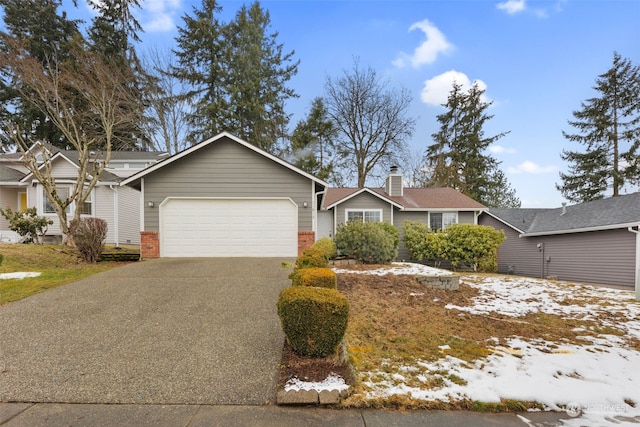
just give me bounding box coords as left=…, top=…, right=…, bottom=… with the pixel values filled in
left=121, top=132, right=329, bottom=258
left=0, top=143, right=166, bottom=245
left=479, top=193, right=640, bottom=289
left=319, top=167, right=487, bottom=259
left=120, top=132, right=486, bottom=259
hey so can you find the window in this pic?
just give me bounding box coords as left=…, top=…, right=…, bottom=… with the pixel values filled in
left=43, top=187, right=70, bottom=214
left=346, top=209, right=382, bottom=223
left=78, top=191, right=93, bottom=215
left=430, top=212, right=457, bottom=231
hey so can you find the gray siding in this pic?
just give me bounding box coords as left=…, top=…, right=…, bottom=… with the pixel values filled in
left=334, top=192, right=393, bottom=228
left=480, top=214, right=636, bottom=287
left=458, top=211, right=475, bottom=224
left=394, top=211, right=428, bottom=260
left=480, top=214, right=541, bottom=278
left=143, top=137, right=314, bottom=231
left=118, top=186, right=141, bottom=244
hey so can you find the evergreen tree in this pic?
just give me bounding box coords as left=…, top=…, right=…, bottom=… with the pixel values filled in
left=0, top=0, right=81, bottom=151
left=426, top=82, right=520, bottom=208
left=88, top=0, right=150, bottom=151
left=173, top=1, right=298, bottom=152
left=557, top=52, right=640, bottom=203
left=173, top=0, right=227, bottom=145
left=223, top=2, right=299, bottom=153
left=290, top=98, right=336, bottom=181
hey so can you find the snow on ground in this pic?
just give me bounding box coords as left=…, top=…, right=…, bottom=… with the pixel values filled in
left=284, top=374, right=350, bottom=393
left=0, top=272, right=41, bottom=280
left=332, top=262, right=454, bottom=277
left=291, top=263, right=640, bottom=425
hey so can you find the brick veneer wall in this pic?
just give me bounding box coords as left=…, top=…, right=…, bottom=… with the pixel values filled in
left=298, top=231, right=315, bottom=256
left=140, top=231, right=159, bottom=259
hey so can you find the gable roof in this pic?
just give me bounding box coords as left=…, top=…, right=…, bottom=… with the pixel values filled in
left=487, top=192, right=640, bottom=236
left=121, top=131, right=329, bottom=188
left=323, top=187, right=486, bottom=210
left=0, top=165, right=25, bottom=183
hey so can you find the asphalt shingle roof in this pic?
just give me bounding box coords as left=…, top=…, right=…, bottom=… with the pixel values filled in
left=323, top=187, right=486, bottom=210
left=488, top=192, right=640, bottom=235
left=0, top=165, right=25, bottom=182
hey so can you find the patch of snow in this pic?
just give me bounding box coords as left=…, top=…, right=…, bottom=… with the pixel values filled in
left=348, top=270, right=640, bottom=425
left=284, top=373, right=350, bottom=392
left=332, top=262, right=453, bottom=276
left=0, top=272, right=41, bottom=280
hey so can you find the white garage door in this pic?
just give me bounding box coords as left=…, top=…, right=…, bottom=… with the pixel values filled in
left=160, top=198, right=298, bottom=257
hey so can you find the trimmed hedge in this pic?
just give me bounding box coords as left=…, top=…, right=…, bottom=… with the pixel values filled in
left=277, top=286, right=349, bottom=357
left=294, top=247, right=329, bottom=269
left=291, top=267, right=337, bottom=289
left=311, top=237, right=337, bottom=260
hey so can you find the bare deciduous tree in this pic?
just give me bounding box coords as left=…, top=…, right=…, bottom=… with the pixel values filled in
left=142, top=48, right=191, bottom=155
left=323, top=59, right=416, bottom=187
left=0, top=39, right=138, bottom=243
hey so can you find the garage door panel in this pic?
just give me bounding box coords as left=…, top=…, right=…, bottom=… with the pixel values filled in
left=160, top=198, right=298, bottom=257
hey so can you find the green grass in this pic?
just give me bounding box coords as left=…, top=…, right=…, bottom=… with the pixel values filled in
left=0, top=244, right=135, bottom=305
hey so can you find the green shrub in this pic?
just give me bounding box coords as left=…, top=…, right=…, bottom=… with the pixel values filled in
left=334, top=221, right=399, bottom=264
left=403, top=221, right=448, bottom=266
left=292, top=247, right=329, bottom=271
left=0, top=207, right=52, bottom=244
left=311, top=237, right=337, bottom=260
left=277, top=286, right=349, bottom=357
left=69, top=217, right=108, bottom=263
left=292, top=267, right=337, bottom=289
left=445, top=223, right=505, bottom=272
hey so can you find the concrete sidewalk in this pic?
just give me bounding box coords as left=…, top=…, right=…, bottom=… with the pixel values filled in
left=0, top=403, right=570, bottom=426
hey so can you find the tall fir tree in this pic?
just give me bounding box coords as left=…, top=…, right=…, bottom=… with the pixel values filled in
left=223, top=2, right=298, bottom=153
left=557, top=52, right=640, bottom=203
left=0, top=0, right=81, bottom=151
left=173, top=0, right=298, bottom=152
left=290, top=97, right=336, bottom=182
left=173, top=0, right=227, bottom=145
left=426, top=82, right=520, bottom=208
left=88, top=0, right=150, bottom=151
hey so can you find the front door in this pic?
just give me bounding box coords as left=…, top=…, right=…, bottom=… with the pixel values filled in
left=19, top=192, right=27, bottom=211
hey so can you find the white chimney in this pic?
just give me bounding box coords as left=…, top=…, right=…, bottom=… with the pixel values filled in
left=385, top=166, right=403, bottom=197
left=561, top=202, right=567, bottom=215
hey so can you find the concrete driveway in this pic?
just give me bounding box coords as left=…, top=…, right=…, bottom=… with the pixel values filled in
left=0, top=258, right=292, bottom=405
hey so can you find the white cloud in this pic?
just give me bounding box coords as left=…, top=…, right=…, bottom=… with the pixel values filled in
left=489, top=145, right=516, bottom=154
left=496, top=0, right=526, bottom=15
left=393, top=19, right=453, bottom=68
left=420, top=70, right=488, bottom=106
left=507, top=161, right=557, bottom=174
left=138, top=0, right=183, bottom=32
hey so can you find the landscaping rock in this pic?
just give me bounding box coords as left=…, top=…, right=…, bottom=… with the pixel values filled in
left=318, top=389, right=341, bottom=405
left=415, top=275, right=460, bottom=290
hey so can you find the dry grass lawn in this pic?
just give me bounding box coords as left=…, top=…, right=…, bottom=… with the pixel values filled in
left=0, top=244, right=133, bottom=304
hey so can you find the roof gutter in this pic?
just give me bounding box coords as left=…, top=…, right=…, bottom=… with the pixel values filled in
left=521, top=222, right=640, bottom=237
left=628, top=226, right=640, bottom=301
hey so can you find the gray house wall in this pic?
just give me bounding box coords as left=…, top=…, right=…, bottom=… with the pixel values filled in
left=142, top=137, right=314, bottom=231
left=333, top=192, right=393, bottom=228
left=479, top=214, right=541, bottom=278
left=480, top=214, right=636, bottom=287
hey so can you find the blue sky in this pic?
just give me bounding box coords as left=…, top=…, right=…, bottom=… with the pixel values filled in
left=74, top=1, right=640, bottom=207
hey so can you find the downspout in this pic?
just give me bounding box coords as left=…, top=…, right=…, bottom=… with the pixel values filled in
left=314, top=189, right=326, bottom=236
left=628, top=226, right=640, bottom=301
left=109, top=185, right=119, bottom=247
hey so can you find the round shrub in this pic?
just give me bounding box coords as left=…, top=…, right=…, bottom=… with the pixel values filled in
left=293, top=247, right=329, bottom=270
left=311, top=237, right=337, bottom=260
left=291, top=267, right=337, bottom=289
left=335, top=221, right=399, bottom=264
left=277, top=286, right=349, bottom=357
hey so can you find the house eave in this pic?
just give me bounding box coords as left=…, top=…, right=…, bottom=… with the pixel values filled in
left=325, top=187, right=405, bottom=210
left=521, top=222, right=640, bottom=237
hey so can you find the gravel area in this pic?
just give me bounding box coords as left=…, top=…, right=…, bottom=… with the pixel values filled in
left=0, top=258, right=292, bottom=405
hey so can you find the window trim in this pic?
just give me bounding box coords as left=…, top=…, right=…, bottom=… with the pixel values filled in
left=429, top=211, right=458, bottom=231
left=345, top=208, right=383, bottom=223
